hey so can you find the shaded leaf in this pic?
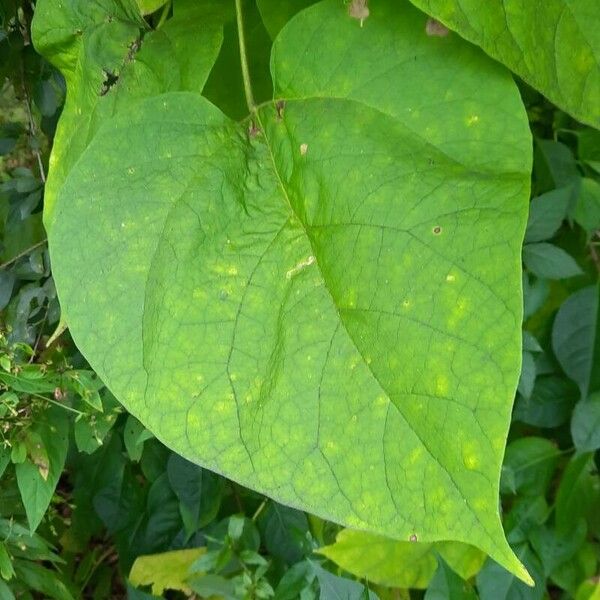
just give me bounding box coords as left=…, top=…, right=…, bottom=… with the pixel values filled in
left=571, top=393, right=600, bottom=452
left=522, top=243, right=583, bottom=280
left=552, top=285, right=600, bottom=398
left=524, top=188, right=570, bottom=243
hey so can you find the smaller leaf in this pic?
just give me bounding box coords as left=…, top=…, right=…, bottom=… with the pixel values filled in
left=501, top=438, right=560, bottom=497
left=129, top=548, right=206, bottom=596
left=274, top=560, right=316, bottom=600
left=523, top=243, right=582, bottom=280
left=311, top=562, right=378, bottom=600
left=424, top=556, right=477, bottom=600
left=525, top=188, right=570, bottom=243
left=124, top=415, right=152, bottom=461
left=259, top=502, right=310, bottom=564
left=552, top=285, right=600, bottom=399
left=517, top=351, right=536, bottom=400
left=0, top=542, right=15, bottom=580
left=555, top=454, right=600, bottom=537
left=571, top=393, right=600, bottom=452
left=529, top=520, right=587, bottom=577
left=574, top=178, right=600, bottom=238
left=188, top=574, right=237, bottom=599
left=513, top=376, right=577, bottom=428
left=16, top=411, right=69, bottom=532
left=476, top=546, right=544, bottom=600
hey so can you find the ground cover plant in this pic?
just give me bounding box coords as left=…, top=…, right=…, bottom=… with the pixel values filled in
left=0, top=0, right=599, bottom=598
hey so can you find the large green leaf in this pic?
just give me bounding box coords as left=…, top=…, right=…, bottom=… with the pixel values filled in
left=408, top=0, right=600, bottom=127
left=48, top=0, right=532, bottom=581
left=31, top=0, right=227, bottom=222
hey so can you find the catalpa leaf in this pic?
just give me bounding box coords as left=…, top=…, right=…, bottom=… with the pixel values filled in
left=32, top=0, right=228, bottom=221
left=408, top=0, right=600, bottom=127
left=48, top=0, right=532, bottom=581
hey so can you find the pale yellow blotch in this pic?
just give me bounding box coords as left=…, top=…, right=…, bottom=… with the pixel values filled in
left=300, top=143, right=308, bottom=155
left=446, top=273, right=456, bottom=283
left=286, top=255, right=315, bottom=279
left=402, top=298, right=411, bottom=308
left=351, top=414, right=358, bottom=423
left=215, top=401, right=228, bottom=413
left=407, top=447, right=423, bottom=465
left=227, top=266, right=238, bottom=276
left=375, top=394, right=387, bottom=406
left=127, top=167, right=135, bottom=175
left=195, top=374, right=204, bottom=383
left=466, top=115, right=480, bottom=126
left=435, top=375, right=449, bottom=395
left=462, top=441, right=481, bottom=470
left=192, top=288, right=206, bottom=300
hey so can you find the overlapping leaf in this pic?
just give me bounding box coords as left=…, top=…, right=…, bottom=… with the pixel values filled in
left=408, top=0, right=600, bottom=127
left=32, top=0, right=229, bottom=221
left=41, top=0, right=532, bottom=581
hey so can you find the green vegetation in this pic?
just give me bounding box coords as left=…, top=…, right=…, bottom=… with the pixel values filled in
left=0, top=0, right=599, bottom=598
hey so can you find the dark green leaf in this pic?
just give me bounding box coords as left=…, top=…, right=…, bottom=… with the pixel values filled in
left=571, top=393, right=600, bottom=452
left=312, top=562, right=378, bottom=600
left=522, top=243, right=583, bottom=280
left=525, top=188, right=570, bottom=243
left=15, top=410, right=69, bottom=532
left=424, top=556, right=477, bottom=600
left=552, top=285, right=600, bottom=398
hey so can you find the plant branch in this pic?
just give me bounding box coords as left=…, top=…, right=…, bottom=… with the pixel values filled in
left=235, top=0, right=255, bottom=113
left=0, top=238, right=48, bottom=270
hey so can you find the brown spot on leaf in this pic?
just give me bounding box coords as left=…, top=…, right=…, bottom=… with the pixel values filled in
left=300, top=143, right=308, bottom=156
left=433, top=226, right=442, bottom=235
left=409, top=534, right=418, bottom=542
left=348, top=0, right=369, bottom=26
left=425, top=18, right=449, bottom=37
left=248, top=122, right=261, bottom=138
left=275, top=100, right=286, bottom=120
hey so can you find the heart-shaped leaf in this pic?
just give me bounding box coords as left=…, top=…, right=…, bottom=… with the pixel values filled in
left=46, top=0, right=532, bottom=581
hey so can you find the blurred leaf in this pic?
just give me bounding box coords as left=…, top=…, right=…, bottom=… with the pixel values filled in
left=574, top=178, right=600, bottom=237
left=552, top=543, right=597, bottom=596
left=15, top=409, right=69, bottom=532
left=523, top=243, right=583, bottom=280
left=311, top=562, right=378, bottom=600
left=513, top=375, right=577, bottom=428
left=529, top=520, right=587, bottom=576
left=424, top=556, right=477, bottom=600
left=501, top=438, right=560, bottom=497
left=517, top=351, right=536, bottom=400
left=476, top=545, right=544, bottom=600
left=525, top=188, right=570, bottom=243
left=274, top=560, right=316, bottom=600
left=167, top=453, right=224, bottom=537
left=123, top=415, right=152, bottom=462
left=555, top=453, right=600, bottom=536
left=571, top=393, right=600, bottom=452
left=552, top=285, right=600, bottom=399
left=260, top=502, right=310, bottom=564
left=13, top=559, right=75, bottom=600
left=129, top=547, right=205, bottom=595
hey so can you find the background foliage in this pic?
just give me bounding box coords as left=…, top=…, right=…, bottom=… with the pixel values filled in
left=0, top=0, right=598, bottom=599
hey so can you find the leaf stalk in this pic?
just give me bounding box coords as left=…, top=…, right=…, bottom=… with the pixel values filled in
left=234, top=0, right=256, bottom=113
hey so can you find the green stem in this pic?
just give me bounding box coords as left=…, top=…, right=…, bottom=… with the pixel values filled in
left=235, top=0, right=256, bottom=113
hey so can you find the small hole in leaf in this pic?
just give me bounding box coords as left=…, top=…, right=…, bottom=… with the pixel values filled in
left=409, top=534, right=418, bottom=542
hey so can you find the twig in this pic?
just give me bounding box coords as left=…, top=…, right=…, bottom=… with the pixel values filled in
left=0, top=238, right=47, bottom=270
